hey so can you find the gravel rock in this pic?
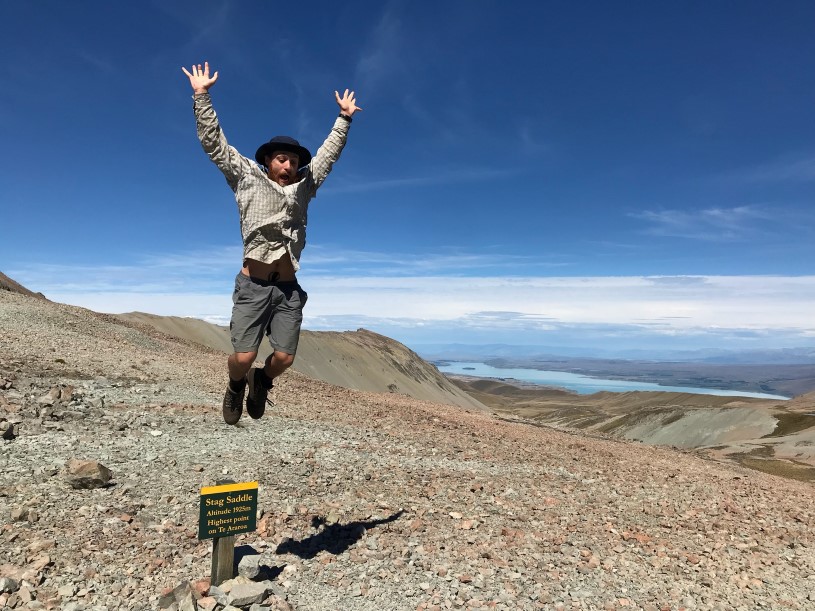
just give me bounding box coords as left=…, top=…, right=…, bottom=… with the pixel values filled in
left=208, top=585, right=229, bottom=607
left=238, top=554, right=262, bottom=579
left=1, top=421, right=16, bottom=440
left=10, top=506, right=32, bottom=522
left=158, top=581, right=195, bottom=609
left=197, top=596, right=218, bottom=611
left=65, top=458, right=112, bottom=489
left=36, top=387, right=61, bottom=406
left=229, top=581, right=273, bottom=607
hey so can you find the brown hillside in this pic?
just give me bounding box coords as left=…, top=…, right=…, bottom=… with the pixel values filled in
left=451, top=375, right=815, bottom=481
left=116, top=312, right=486, bottom=411
left=0, top=271, right=47, bottom=300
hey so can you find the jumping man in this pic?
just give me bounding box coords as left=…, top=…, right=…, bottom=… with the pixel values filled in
left=182, top=62, right=361, bottom=425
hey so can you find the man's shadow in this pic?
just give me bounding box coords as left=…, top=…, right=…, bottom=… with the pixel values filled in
left=275, top=510, right=405, bottom=559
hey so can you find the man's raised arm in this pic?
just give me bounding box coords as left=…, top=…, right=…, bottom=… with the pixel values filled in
left=182, top=62, right=254, bottom=188
left=306, top=89, right=363, bottom=193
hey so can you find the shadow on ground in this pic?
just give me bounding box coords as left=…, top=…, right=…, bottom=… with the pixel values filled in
left=276, top=510, right=405, bottom=559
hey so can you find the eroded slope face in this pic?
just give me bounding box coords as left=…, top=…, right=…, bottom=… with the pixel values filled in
left=451, top=376, right=815, bottom=480
left=116, top=311, right=487, bottom=411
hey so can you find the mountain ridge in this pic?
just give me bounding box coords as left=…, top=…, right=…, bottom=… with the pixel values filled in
left=0, top=271, right=47, bottom=300
left=115, top=311, right=486, bottom=411
left=417, top=342, right=815, bottom=364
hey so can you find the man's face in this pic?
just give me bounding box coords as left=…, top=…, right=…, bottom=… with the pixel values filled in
left=266, top=151, right=300, bottom=186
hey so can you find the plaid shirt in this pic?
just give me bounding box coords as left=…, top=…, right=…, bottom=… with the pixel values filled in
left=193, top=93, right=350, bottom=270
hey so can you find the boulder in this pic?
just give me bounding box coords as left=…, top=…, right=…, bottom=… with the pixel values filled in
left=36, top=388, right=61, bottom=406
left=158, top=581, right=198, bottom=610
left=207, top=585, right=229, bottom=607
left=228, top=581, right=273, bottom=607
left=59, top=386, right=75, bottom=402
left=65, top=459, right=112, bottom=489
left=197, top=596, right=218, bottom=611
left=238, top=554, right=262, bottom=579
left=10, top=506, right=31, bottom=522
left=1, top=421, right=15, bottom=440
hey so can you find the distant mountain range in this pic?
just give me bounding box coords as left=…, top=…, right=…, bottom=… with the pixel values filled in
left=414, top=343, right=815, bottom=365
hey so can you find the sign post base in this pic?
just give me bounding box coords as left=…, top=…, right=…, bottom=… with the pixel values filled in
left=211, top=532, right=236, bottom=586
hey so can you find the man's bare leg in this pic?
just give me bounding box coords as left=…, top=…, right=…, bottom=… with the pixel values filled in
left=264, top=350, right=294, bottom=380
left=228, top=351, right=258, bottom=382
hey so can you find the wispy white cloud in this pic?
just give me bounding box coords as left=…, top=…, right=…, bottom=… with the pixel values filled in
left=304, top=313, right=815, bottom=355
left=733, top=155, right=815, bottom=183
left=10, top=245, right=815, bottom=352
left=580, top=239, right=643, bottom=251
left=8, top=246, right=241, bottom=294
left=10, top=245, right=567, bottom=298
left=631, top=205, right=770, bottom=241
left=74, top=50, right=115, bottom=74
left=517, top=122, right=549, bottom=155
left=302, top=245, right=571, bottom=276
left=354, top=2, right=405, bottom=100
left=155, top=0, right=233, bottom=56
left=32, top=274, right=815, bottom=352
left=41, top=291, right=234, bottom=325
left=138, top=246, right=242, bottom=270
left=323, top=166, right=522, bottom=194
left=296, top=274, right=815, bottom=333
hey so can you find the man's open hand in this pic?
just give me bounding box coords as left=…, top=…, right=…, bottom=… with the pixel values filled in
left=335, top=89, right=362, bottom=117
left=182, top=62, right=219, bottom=94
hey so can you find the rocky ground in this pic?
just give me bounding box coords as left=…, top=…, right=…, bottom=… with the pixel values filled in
left=2, top=290, right=815, bottom=611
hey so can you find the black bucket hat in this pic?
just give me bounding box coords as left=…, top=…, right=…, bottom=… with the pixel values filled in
left=255, top=136, right=312, bottom=169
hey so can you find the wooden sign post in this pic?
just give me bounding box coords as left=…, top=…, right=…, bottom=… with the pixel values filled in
left=199, top=480, right=258, bottom=586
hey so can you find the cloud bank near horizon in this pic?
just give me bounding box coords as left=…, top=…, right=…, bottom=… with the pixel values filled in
left=11, top=250, right=815, bottom=353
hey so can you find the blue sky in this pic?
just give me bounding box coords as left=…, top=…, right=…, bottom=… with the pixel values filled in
left=2, top=0, right=814, bottom=357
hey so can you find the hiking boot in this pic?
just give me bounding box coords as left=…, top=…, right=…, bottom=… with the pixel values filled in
left=222, top=383, right=245, bottom=425
left=246, top=367, right=271, bottom=419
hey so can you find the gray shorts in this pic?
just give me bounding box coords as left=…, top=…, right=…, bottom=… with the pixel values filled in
left=229, top=272, right=308, bottom=355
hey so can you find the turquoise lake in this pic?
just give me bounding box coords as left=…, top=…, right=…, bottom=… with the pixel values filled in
left=436, top=361, right=790, bottom=400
